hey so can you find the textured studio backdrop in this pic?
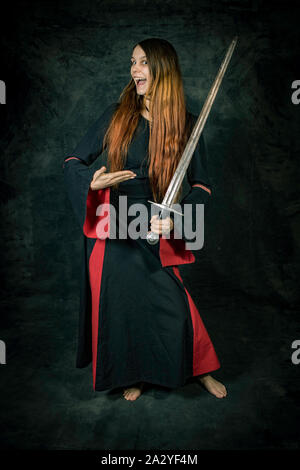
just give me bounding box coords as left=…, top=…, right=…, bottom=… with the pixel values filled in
left=0, top=0, right=299, bottom=451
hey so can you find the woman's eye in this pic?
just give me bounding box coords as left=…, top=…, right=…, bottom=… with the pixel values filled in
left=130, top=60, right=147, bottom=65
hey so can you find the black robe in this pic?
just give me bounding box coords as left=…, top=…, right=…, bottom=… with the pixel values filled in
left=63, top=103, right=220, bottom=391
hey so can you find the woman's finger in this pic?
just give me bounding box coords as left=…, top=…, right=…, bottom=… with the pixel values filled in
left=151, top=217, right=173, bottom=235
left=151, top=217, right=172, bottom=227
left=92, top=166, right=106, bottom=179
left=110, top=170, right=136, bottom=178
left=105, top=171, right=136, bottom=182
left=95, top=169, right=135, bottom=183
left=106, top=174, right=136, bottom=185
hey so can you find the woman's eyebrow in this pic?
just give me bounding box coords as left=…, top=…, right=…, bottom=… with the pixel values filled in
left=131, top=55, right=147, bottom=59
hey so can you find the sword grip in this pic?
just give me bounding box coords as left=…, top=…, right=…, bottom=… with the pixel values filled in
left=146, top=207, right=169, bottom=245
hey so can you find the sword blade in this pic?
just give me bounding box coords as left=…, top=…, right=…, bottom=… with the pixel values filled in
left=163, top=36, right=238, bottom=207
left=146, top=36, right=238, bottom=245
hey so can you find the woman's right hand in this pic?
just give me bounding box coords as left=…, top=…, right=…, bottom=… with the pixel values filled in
left=90, top=166, right=136, bottom=190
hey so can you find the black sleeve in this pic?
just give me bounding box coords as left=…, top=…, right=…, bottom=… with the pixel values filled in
left=62, top=102, right=118, bottom=230
left=64, top=102, right=119, bottom=166
left=171, top=113, right=212, bottom=247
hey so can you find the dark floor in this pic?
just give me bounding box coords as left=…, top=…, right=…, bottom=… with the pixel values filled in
left=1, top=277, right=299, bottom=450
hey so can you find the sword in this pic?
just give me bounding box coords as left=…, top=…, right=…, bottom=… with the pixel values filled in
left=146, top=36, right=238, bottom=245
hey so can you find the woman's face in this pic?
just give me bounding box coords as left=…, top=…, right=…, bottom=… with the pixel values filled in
left=131, top=45, right=151, bottom=96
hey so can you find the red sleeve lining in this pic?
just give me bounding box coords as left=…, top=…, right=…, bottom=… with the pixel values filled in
left=62, top=156, right=82, bottom=169
left=64, top=156, right=82, bottom=162
left=83, top=187, right=110, bottom=239
left=192, top=183, right=211, bottom=195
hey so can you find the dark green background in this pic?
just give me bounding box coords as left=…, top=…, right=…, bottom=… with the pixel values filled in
left=0, top=0, right=299, bottom=450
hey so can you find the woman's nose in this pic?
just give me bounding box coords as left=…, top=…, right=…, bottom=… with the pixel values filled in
left=132, top=65, right=140, bottom=74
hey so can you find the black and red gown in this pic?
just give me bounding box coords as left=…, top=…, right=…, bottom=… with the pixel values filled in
left=63, top=102, right=220, bottom=392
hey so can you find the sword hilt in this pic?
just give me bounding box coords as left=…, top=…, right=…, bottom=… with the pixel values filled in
left=146, top=201, right=183, bottom=245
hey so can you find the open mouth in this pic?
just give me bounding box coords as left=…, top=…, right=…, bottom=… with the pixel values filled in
left=135, top=78, right=147, bottom=87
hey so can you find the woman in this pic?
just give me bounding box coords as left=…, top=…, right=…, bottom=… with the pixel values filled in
left=63, top=38, right=227, bottom=401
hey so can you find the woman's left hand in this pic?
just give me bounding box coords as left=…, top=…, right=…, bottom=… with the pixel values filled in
left=150, top=215, right=174, bottom=235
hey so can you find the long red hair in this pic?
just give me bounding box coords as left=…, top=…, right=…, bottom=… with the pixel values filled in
left=102, top=37, right=193, bottom=203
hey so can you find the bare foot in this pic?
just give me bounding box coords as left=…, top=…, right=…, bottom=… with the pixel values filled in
left=197, top=374, right=227, bottom=399
left=123, top=382, right=144, bottom=401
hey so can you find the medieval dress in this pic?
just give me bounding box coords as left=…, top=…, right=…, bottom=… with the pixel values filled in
left=63, top=102, right=220, bottom=392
